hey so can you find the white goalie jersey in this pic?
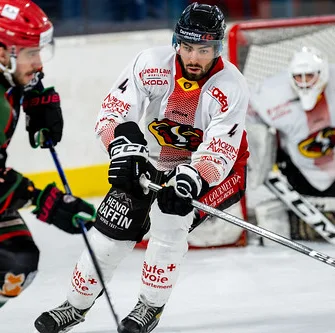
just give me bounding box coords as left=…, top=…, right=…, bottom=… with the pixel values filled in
left=246, top=65, right=335, bottom=244
left=248, top=65, right=335, bottom=192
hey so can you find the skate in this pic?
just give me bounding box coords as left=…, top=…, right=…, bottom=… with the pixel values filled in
left=34, top=300, right=89, bottom=333
left=117, top=299, right=165, bottom=333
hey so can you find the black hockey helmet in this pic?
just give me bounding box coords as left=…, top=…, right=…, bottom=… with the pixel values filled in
left=173, top=2, right=226, bottom=57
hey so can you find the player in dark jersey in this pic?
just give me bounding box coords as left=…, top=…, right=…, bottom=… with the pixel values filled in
left=0, top=0, right=95, bottom=308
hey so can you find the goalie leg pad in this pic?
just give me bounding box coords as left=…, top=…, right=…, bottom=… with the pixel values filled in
left=188, top=201, right=243, bottom=247
left=255, top=199, right=290, bottom=246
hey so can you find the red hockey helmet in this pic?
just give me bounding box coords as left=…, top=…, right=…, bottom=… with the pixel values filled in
left=0, top=1, right=54, bottom=85
left=0, top=0, right=53, bottom=48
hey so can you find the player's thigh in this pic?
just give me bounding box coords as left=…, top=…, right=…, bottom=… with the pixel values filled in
left=0, top=212, right=39, bottom=297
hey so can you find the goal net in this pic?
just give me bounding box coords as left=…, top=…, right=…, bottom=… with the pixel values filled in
left=226, top=15, right=335, bottom=87
left=226, top=15, right=335, bottom=239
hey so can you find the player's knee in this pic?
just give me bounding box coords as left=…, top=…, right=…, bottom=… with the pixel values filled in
left=0, top=239, right=40, bottom=299
left=89, top=228, right=135, bottom=264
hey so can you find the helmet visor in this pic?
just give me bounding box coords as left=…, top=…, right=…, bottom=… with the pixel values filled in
left=15, top=40, right=54, bottom=65
left=174, top=32, right=223, bottom=59
left=291, top=72, right=322, bottom=110
left=292, top=72, right=320, bottom=89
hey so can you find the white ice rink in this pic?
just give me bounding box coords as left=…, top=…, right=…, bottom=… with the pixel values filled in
left=2, top=198, right=335, bottom=333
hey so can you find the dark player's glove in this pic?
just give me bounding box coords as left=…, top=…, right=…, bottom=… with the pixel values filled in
left=0, top=168, right=36, bottom=211
left=33, top=184, right=96, bottom=234
left=108, top=122, right=149, bottom=198
left=23, top=87, right=63, bottom=148
left=157, top=164, right=208, bottom=216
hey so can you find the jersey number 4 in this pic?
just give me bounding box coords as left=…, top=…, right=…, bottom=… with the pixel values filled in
left=118, top=79, right=129, bottom=93
left=228, top=124, right=238, bottom=137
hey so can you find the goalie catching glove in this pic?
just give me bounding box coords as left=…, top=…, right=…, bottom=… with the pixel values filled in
left=108, top=122, right=149, bottom=198
left=157, top=164, right=208, bottom=216
left=33, top=184, right=96, bottom=234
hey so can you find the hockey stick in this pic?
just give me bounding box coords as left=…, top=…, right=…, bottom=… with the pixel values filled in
left=47, top=141, right=120, bottom=327
left=140, top=175, right=335, bottom=269
left=264, top=171, right=335, bottom=244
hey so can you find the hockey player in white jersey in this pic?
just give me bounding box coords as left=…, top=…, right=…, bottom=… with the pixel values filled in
left=247, top=46, right=335, bottom=241
left=34, top=3, right=249, bottom=333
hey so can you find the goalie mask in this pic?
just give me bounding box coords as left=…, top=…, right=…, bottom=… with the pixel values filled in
left=173, top=2, right=226, bottom=60
left=0, top=0, right=54, bottom=85
left=289, top=46, right=329, bottom=111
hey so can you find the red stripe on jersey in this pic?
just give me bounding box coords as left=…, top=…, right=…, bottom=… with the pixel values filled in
left=306, top=93, right=330, bottom=133
left=197, top=132, right=248, bottom=218
left=306, top=93, right=334, bottom=167
left=0, top=230, right=32, bottom=243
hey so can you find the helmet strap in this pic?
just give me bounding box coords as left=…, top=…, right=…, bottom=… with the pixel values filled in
left=0, top=46, right=17, bottom=86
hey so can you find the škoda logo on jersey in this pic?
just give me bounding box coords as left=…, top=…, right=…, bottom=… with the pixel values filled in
left=148, top=118, right=203, bottom=151
left=207, top=85, right=229, bottom=113
left=298, top=127, right=335, bottom=159
left=139, top=67, right=171, bottom=86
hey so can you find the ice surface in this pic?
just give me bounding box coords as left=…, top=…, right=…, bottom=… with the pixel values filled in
left=1, top=197, right=335, bottom=333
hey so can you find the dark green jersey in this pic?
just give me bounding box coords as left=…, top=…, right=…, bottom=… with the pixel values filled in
left=0, top=74, right=22, bottom=159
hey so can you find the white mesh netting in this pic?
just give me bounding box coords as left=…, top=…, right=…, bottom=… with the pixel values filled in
left=227, top=20, right=335, bottom=86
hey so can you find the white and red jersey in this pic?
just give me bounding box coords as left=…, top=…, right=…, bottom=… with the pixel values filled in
left=248, top=65, right=335, bottom=191
left=95, top=45, right=249, bottom=187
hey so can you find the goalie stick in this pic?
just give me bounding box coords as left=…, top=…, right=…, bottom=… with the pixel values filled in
left=264, top=171, right=335, bottom=245
left=140, top=175, right=335, bottom=269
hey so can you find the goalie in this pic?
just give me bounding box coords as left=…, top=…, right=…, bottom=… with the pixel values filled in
left=247, top=46, right=335, bottom=242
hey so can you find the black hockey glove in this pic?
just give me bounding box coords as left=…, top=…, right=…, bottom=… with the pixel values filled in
left=23, top=87, right=63, bottom=148
left=33, top=184, right=96, bottom=234
left=157, top=164, right=208, bottom=216
left=108, top=122, right=149, bottom=198
left=0, top=168, right=36, bottom=211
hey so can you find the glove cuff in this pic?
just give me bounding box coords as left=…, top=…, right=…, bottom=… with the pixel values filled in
left=108, top=136, right=132, bottom=158
left=176, top=164, right=203, bottom=198
left=33, top=183, right=61, bottom=223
